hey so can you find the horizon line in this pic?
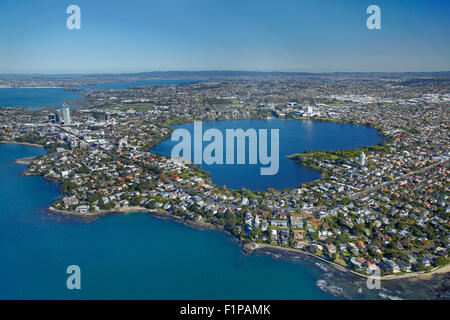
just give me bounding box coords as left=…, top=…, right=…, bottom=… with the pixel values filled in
left=1, top=70, right=450, bottom=77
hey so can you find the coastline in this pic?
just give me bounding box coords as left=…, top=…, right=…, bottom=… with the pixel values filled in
left=47, top=205, right=219, bottom=231
left=249, top=243, right=450, bottom=281
left=47, top=204, right=450, bottom=282
left=0, top=140, right=44, bottom=148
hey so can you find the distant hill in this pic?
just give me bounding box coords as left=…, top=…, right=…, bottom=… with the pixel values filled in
left=1, top=70, right=450, bottom=80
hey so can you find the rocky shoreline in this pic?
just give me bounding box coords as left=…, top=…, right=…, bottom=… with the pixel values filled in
left=47, top=205, right=220, bottom=232
left=48, top=203, right=450, bottom=284
left=248, top=243, right=450, bottom=282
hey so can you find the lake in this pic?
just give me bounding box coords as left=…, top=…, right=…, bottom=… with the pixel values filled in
left=151, top=119, right=385, bottom=191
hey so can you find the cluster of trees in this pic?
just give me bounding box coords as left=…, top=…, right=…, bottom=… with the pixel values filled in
left=60, top=180, right=77, bottom=195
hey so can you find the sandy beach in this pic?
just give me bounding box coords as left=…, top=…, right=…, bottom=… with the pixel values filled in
left=0, top=140, right=44, bottom=148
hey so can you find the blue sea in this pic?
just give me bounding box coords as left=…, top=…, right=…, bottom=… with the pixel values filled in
left=0, top=88, right=82, bottom=109
left=151, top=119, right=384, bottom=191
left=0, top=80, right=203, bottom=108
left=0, top=143, right=335, bottom=299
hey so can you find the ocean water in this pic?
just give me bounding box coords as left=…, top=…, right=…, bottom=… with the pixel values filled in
left=151, top=119, right=385, bottom=191
left=0, top=143, right=333, bottom=299
left=0, top=80, right=203, bottom=108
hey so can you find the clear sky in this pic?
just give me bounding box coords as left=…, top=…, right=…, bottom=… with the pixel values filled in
left=0, top=0, right=449, bottom=74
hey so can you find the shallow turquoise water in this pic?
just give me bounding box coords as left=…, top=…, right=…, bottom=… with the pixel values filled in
left=0, top=143, right=333, bottom=299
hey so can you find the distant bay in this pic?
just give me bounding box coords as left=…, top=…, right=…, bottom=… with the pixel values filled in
left=0, top=80, right=205, bottom=108
left=0, top=88, right=82, bottom=109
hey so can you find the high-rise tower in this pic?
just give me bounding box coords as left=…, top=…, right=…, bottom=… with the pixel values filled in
left=62, top=103, right=71, bottom=125
left=359, top=152, right=366, bottom=166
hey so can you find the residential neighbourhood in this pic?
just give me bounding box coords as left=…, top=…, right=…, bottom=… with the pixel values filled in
left=1, top=76, right=448, bottom=278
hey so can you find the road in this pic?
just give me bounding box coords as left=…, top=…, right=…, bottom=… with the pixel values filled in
left=349, top=159, right=449, bottom=200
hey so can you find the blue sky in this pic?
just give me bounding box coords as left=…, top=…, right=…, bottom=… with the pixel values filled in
left=0, top=0, right=449, bottom=74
